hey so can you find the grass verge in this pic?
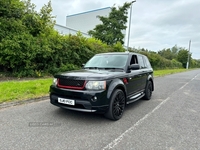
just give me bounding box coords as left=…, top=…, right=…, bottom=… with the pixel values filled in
left=0, top=78, right=52, bottom=103
left=154, top=68, right=191, bottom=77
left=0, top=68, right=194, bottom=104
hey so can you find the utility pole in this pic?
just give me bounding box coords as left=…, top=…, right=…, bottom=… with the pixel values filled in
left=127, top=0, right=136, bottom=51
left=186, top=40, right=191, bottom=69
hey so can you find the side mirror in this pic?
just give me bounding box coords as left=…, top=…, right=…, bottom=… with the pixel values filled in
left=82, top=64, right=85, bottom=68
left=128, top=64, right=140, bottom=70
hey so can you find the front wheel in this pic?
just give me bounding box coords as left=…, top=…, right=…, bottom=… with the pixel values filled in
left=104, top=89, right=126, bottom=121
left=144, top=81, right=153, bottom=100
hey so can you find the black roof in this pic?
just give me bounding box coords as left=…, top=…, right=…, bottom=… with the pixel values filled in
left=96, top=51, right=143, bottom=56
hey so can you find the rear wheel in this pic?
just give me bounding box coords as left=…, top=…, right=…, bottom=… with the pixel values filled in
left=104, top=89, right=125, bottom=121
left=144, top=81, right=153, bottom=100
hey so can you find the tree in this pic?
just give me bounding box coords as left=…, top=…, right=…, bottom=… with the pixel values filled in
left=158, top=45, right=179, bottom=60
left=39, top=1, right=55, bottom=31
left=88, top=2, right=131, bottom=45
left=0, top=0, right=56, bottom=75
left=158, top=48, right=173, bottom=60
left=177, top=49, right=190, bottom=68
left=171, top=45, right=179, bottom=58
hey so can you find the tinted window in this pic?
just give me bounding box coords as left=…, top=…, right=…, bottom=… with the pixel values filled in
left=130, top=55, right=138, bottom=65
left=143, top=56, right=151, bottom=68
left=84, top=54, right=128, bottom=68
left=138, top=56, right=145, bottom=69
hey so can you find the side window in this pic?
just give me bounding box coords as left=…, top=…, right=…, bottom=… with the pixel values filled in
left=143, top=56, right=147, bottom=68
left=143, top=56, right=152, bottom=68
left=138, top=55, right=145, bottom=69
left=130, top=55, right=138, bottom=65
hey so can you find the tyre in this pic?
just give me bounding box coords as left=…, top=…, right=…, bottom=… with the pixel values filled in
left=144, top=81, right=153, bottom=100
left=104, top=89, right=126, bottom=121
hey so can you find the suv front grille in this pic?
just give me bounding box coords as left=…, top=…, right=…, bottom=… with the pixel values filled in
left=58, top=78, right=85, bottom=90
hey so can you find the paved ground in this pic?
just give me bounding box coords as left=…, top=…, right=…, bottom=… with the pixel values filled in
left=0, top=69, right=200, bottom=150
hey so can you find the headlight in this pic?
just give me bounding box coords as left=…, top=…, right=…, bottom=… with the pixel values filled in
left=53, top=78, right=57, bottom=86
left=85, top=81, right=106, bottom=90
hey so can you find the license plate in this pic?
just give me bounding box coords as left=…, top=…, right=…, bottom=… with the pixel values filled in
left=58, top=98, right=75, bottom=105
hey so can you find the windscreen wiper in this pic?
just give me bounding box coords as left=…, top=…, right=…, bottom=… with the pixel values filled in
left=84, top=67, right=100, bottom=69
left=84, top=67, right=124, bottom=71
left=104, top=68, right=124, bottom=70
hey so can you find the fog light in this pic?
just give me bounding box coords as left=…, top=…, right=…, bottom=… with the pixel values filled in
left=91, top=96, right=97, bottom=102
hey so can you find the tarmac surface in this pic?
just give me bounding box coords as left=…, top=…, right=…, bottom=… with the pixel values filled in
left=0, top=69, right=200, bottom=150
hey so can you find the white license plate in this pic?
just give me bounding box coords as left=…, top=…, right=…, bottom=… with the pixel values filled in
left=58, top=98, right=75, bottom=105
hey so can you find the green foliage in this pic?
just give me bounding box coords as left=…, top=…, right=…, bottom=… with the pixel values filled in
left=113, top=42, right=126, bottom=52
left=88, top=2, right=131, bottom=45
left=0, top=0, right=199, bottom=78
left=86, top=37, right=110, bottom=54
left=0, top=0, right=25, bottom=19
left=130, top=48, right=182, bottom=70
left=0, top=78, right=52, bottom=103
left=171, top=59, right=182, bottom=68
left=157, top=45, right=197, bottom=69
left=0, top=0, right=120, bottom=78
left=49, top=64, right=80, bottom=75
left=154, top=69, right=190, bottom=77
left=158, top=48, right=174, bottom=60
left=177, top=49, right=190, bottom=68
left=158, top=45, right=179, bottom=60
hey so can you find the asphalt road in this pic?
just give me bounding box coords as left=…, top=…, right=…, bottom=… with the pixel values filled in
left=0, top=69, right=200, bottom=150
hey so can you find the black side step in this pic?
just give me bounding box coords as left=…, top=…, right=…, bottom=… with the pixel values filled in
left=126, top=93, right=145, bottom=104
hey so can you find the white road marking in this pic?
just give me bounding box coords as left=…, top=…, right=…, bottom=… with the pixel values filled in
left=192, top=74, right=199, bottom=81
left=179, top=73, right=199, bottom=90
left=103, top=73, right=200, bottom=149
left=103, top=73, right=200, bottom=150
left=102, top=97, right=170, bottom=150
left=179, top=82, right=189, bottom=90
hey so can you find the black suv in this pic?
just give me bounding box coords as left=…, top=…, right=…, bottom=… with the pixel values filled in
left=50, top=52, right=154, bottom=120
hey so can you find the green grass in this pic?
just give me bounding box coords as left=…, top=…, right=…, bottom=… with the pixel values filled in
left=0, top=78, right=52, bottom=103
left=0, top=68, right=194, bottom=104
left=154, top=68, right=191, bottom=77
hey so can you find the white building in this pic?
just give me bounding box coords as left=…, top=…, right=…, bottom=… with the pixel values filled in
left=54, top=7, right=126, bottom=44
left=54, top=24, right=90, bottom=37
left=66, top=7, right=111, bottom=34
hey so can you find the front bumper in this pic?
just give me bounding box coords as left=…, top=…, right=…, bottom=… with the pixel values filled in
left=50, top=86, right=109, bottom=113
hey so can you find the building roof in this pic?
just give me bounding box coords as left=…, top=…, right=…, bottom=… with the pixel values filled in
left=66, top=7, right=111, bottom=18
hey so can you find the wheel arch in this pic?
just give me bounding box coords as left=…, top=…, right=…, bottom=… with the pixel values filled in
left=107, top=79, right=127, bottom=102
left=147, top=75, right=154, bottom=91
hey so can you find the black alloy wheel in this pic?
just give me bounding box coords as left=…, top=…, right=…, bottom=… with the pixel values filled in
left=144, top=81, right=152, bottom=100
left=104, top=89, right=125, bottom=121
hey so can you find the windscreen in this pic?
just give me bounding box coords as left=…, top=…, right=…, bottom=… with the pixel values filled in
left=84, top=54, right=128, bottom=68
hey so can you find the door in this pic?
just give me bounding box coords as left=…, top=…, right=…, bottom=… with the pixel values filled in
left=137, top=55, right=148, bottom=90
left=126, top=55, right=143, bottom=96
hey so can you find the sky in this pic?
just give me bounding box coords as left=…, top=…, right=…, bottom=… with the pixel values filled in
left=31, top=0, right=200, bottom=59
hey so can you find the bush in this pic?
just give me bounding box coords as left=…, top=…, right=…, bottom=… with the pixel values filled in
left=1, top=0, right=199, bottom=77
left=130, top=49, right=183, bottom=70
